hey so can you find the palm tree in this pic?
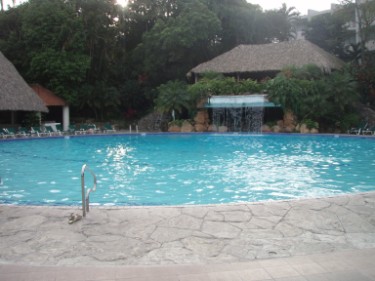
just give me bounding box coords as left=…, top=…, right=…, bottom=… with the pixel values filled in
left=265, top=3, right=300, bottom=42
left=155, top=80, right=191, bottom=121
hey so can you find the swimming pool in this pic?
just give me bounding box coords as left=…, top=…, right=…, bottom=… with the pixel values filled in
left=0, top=133, right=374, bottom=206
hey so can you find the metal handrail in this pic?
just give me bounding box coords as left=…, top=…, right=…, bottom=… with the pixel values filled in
left=81, top=164, right=97, bottom=217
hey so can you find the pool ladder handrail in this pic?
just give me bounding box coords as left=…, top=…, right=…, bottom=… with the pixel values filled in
left=81, top=164, right=97, bottom=217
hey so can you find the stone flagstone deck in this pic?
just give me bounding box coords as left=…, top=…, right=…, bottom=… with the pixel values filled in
left=0, top=192, right=375, bottom=266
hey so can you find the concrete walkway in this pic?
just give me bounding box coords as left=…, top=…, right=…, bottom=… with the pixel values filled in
left=0, top=192, right=375, bottom=280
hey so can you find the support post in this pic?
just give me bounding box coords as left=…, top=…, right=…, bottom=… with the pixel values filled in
left=63, top=106, right=70, bottom=132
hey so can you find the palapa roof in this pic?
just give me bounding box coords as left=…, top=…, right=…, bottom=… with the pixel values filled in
left=0, top=51, right=48, bottom=112
left=31, top=84, right=67, bottom=107
left=189, top=40, right=345, bottom=76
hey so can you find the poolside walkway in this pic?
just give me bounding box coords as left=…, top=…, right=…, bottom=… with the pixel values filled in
left=0, top=192, right=375, bottom=280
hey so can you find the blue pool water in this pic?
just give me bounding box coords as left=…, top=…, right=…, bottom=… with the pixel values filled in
left=0, top=133, right=374, bottom=206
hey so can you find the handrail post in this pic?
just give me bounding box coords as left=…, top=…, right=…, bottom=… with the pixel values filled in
left=81, top=164, right=97, bottom=218
left=81, top=164, right=87, bottom=217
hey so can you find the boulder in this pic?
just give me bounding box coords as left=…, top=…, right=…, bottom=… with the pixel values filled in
left=277, top=120, right=284, bottom=128
left=168, top=125, right=181, bottom=133
left=272, top=125, right=281, bottom=133
left=283, top=110, right=296, bottom=127
left=261, top=124, right=272, bottom=132
left=299, top=124, right=310, bottom=134
left=218, top=126, right=228, bottom=133
left=181, top=121, right=194, bottom=132
left=194, top=124, right=207, bottom=132
left=284, top=125, right=295, bottom=133
left=194, top=110, right=209, bottom=124
left=310, top=128, right=319, bottom=134
left=208, top=124, right=218, bottom=132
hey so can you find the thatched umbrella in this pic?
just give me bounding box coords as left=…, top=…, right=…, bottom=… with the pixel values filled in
left=0, top=51, right=48, bottom=112
left=188, top=40, right=345, bottom=78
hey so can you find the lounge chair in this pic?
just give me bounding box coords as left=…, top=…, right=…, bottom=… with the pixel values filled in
left=1, top=128, right=15, bottom=138
left=44, top=126, right=57, bottom=136
left=69, top=124, right=86, bottom=135
left=30, top=127, right=49, bottom=137
left=55, top=124, right=64, bottom=135
left=16, top=127, right=30, bottom=137
left=362, top=125, right=375, bottom=135
left=348, top=121, right=368, bottom=135
left=103, top=123, right=116, bottom=133
left=80, top=123, right=98, bottom=134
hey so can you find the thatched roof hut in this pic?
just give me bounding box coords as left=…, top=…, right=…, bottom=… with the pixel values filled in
left=0, top=51, right=48, bottom=112
left=188, top=40, right=345, bottom=79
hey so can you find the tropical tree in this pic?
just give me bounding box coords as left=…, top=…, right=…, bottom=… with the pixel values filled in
left=204, top=0, right=265, bottom=51
left=188, top=74, right=263, bottom=98
left=304, top=12, right=352, bottom=59
left=0, top=0, right=91, bottom=105
left=264, top=3, right=300, bottom=42
left=266, top=65, right=359, bottom=131
left=155, top=80, right=191, bottom=120
left=135, top=0, right=221, bottom=85
left=338, top=0, right=375, bottom=62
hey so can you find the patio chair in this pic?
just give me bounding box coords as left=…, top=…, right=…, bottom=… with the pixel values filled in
left=103, top=123, right=116, bottom=133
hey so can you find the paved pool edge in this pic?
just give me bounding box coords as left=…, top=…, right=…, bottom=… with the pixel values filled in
left=0, top=192, right=374, bottom=266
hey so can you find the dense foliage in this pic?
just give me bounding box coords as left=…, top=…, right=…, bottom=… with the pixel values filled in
left=304, top=1, right=375, bottom=108
left=266, top=65, right=359, bottom=131
left=0, top=0, right=301, bottom=120
left=0, top=0, right=374, bottom=129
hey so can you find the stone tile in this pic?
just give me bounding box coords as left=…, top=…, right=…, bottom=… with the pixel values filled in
left=265, top=265, right=301, bottom=279
left=0, top=271, right=57, bottom=281
left=117, top=276, right=179, bottom=281
left=207, top=262, right=262, bottom=272
left=304, top=271, right=374, bottom=281
left=0, top=192, right=375, bottom=268
left=208, top=271, right=242, bottom=281
left=178, top=273, right=210, bottom=281
left=158, top=215, right=203, bottom=230
left=273, top=277, right=308, bottom=281
left=236, top=268, right=272, bottom=280
left=313, top=259, right=355, bottom=272
left=150, top=227, right=193, bottom=243
left=201, top=221, right=241, bottom=239
left=55, top=268, right=89, bottom=281
left=289, top=262, right=328, bottom=276
left=257, top=258, right=290, bottom=268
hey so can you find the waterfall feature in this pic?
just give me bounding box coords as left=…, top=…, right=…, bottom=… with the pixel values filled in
left=207, top=95, right=275, bottom=133
left=212, top=107, right=264, bottom=133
